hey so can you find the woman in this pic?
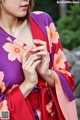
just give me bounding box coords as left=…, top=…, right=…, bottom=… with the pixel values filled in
left=0, top=0, right=78, bottom=120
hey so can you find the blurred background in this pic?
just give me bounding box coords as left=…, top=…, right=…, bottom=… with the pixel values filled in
left=33, top=0, right=80, bottom=119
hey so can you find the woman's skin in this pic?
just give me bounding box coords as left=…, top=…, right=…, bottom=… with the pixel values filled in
left=0, top=0, right=55, bottom=99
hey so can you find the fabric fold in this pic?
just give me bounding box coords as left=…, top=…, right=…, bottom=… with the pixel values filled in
left=53, top=71, right=78, bottom=120
left=7, top=87, right=35, bottom=120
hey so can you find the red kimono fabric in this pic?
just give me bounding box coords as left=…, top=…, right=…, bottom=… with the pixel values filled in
left=0, top=11, right=78, bottom=120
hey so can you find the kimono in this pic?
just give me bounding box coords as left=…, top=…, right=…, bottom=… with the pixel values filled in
left=0, top=11, right=78, bottom=120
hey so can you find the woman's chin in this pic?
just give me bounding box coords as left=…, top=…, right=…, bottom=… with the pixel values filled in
left=18, top=12, right=27, bottom=18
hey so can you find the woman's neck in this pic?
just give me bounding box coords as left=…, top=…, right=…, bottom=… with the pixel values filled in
left=0, top=11, right=21, bottom=34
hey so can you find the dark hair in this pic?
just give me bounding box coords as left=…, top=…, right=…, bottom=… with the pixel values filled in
left=19, top=0, right=34, bottom=22
left=27, top=0, right=34, bottom=18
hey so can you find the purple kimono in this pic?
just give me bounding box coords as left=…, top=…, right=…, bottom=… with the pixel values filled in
left=0, top=11, right=78, bottom=120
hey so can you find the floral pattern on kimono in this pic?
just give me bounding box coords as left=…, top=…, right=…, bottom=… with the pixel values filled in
left=0, top=11, right=78, bottom=120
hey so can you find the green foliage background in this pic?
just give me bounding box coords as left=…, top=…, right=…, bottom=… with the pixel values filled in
left=33, top=1, right=80, bottom=50
left=57, top=5, right=80, bottom=50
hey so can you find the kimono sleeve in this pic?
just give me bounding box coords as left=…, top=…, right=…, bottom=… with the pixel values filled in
left=0, top=76, right=34, bottom=120
left=45, top=14, right=78, bottom=120
left=45, top=16, right=74, bottom=99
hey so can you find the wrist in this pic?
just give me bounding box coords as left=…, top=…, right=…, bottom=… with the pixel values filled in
left=19, top=81, right=34, bottom=98
left=41, top=69, right=52, bottom=77
left=41, top=69, right=55, bottom=87
left=46, top=69, right=52, bottom=76
left=23, top=80, right=34, bottom=90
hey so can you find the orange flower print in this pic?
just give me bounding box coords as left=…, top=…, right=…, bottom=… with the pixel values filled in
left=0, top=100, right=8, bottom=111
left=46, top=23, right=59, bottom=44
left=3, top=38, right=27, bottom=62
left=53, top=49, right=66, bottom=69
left=0, top=71, right=6, bottom=94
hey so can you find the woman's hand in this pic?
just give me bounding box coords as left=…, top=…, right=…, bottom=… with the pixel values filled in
left=31, top=40, right=55, bottom=87
left=20, top=48, right=41, bottom=98
left=31, top=40, right=50, bottom=76
left=22, top=48, right=41, bottom=87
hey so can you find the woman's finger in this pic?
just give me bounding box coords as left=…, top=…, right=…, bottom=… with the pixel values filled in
left=23, top=54, right=41, bottom=68
left=22, top=48, right=31, bottom=64
left=30, top=60, right=41, bottom=71
left=31, top=46, right=46, bottom=52
left=36, top=51, right=48, bottom=56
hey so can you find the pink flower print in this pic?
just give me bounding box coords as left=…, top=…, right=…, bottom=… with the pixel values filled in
left=0, top=71, right=4, bottom=81
left=46, top=101, right=53, bottom=113
left=36, top=109, right=41, bottom=120
left=0, top=71, right=6, bottom=94
left=46, top=26, right=52, bottom=53
left=6, top=84, right=19, bottom=94
left=53, top=49, right=66, bottom=69
left=33, top=11, right=43, bottom=15
left=7, top=37, right=13, bottom=42
left=3, top=41, right=25, bottom=62
left=46, top=23, right=59, bottom=44
left=0, top=100, right=8, bottom=111
left=7, top=37, right=28, bottom=49
left=46, top=101, right=56, bottom=117
left=57, top=69, right=72, bottom=77
left=8, top=37, right=28, bottom=50
left=13, top=40, right=28, bottom=50
left=13, top=39, right=24, bottom=48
